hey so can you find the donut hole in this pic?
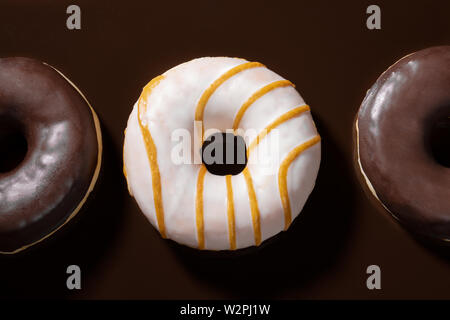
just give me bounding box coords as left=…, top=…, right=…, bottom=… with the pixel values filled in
left=430, top=116, right=450, bottom=168
left=201, top=132, right=247, bottom=176
left=0, top=114, right=28, bottom=173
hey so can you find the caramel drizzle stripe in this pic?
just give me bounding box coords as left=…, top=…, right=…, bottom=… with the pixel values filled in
left=247, top=105, right=310, bottom=156
left=196, top=165, right=207, bottom=249
left=225, top=175, right=237, bottom=250
left=240, top=105, right=310, bottom=246
left=137, top=75, right=167, bottom=238
left=242, top=167, right=262, bottom=246
left=278, top=135, right=321, bottom=230
left=194, top=61, right=263, bottom=249
left=123, top=129, right=128, bottom=179
left=232, top=80, right=294, bottom=130
left=230, top=78, right=294, bottom=247
left=195, top=61, right=264, bottom=141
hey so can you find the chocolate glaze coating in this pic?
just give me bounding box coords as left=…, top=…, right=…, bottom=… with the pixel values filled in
left=357, top=46, right=450, bottom=240
left=0, top=57, right=100, bottom=253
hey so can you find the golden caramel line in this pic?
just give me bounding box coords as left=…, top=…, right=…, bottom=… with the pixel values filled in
left=137, top=75, right=167, bottom=238
left=225, top=175, right=236, bottom=250
left=196, top=165, right=207, bottom=249
left=123, top=129, right=128, bottom=179
left=278, top=135, right=321, bottom=230
left=193, top=61, right=263, bottom=249
left=247, top=105, right=310, bottom=156
left=194, top=61, right=264, bottom=141
left=242, top=167, right=262, bottom=246
left=232, top=80, right=294, bottom=130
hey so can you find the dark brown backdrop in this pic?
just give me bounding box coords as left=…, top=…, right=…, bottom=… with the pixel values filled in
left=0, top=0, right=449, bottom=299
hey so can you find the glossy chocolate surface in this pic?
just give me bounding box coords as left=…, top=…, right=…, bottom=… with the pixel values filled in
left=357, top=46, right=450, bottom=240
left=0, top=57, right=99, bottom=252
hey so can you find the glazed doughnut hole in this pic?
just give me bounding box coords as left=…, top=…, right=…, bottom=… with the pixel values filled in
left=201, top=132, right=247, bottom=176
left=0, top=114, right=28, bottom=173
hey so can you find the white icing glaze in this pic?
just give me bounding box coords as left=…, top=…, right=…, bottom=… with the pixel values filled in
left=124, top=57, right=321, bottom=250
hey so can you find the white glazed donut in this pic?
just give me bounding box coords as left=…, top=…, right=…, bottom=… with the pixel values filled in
left=123, top=57, right=321, bottom=250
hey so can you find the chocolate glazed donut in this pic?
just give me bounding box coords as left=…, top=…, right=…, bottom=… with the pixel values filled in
left=0, top=57, right=102, bottom=254
left=356, top=46, right=450, bottom=241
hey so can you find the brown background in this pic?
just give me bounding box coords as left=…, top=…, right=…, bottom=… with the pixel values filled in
left=0, top=0, right=449, bottom=299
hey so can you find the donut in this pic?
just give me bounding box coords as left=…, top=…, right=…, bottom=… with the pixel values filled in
left=0, top=57, right=102, bottom=254
left=124, top=57, right=321, bottom=250
left=355, top=46, right=450, bottom=241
